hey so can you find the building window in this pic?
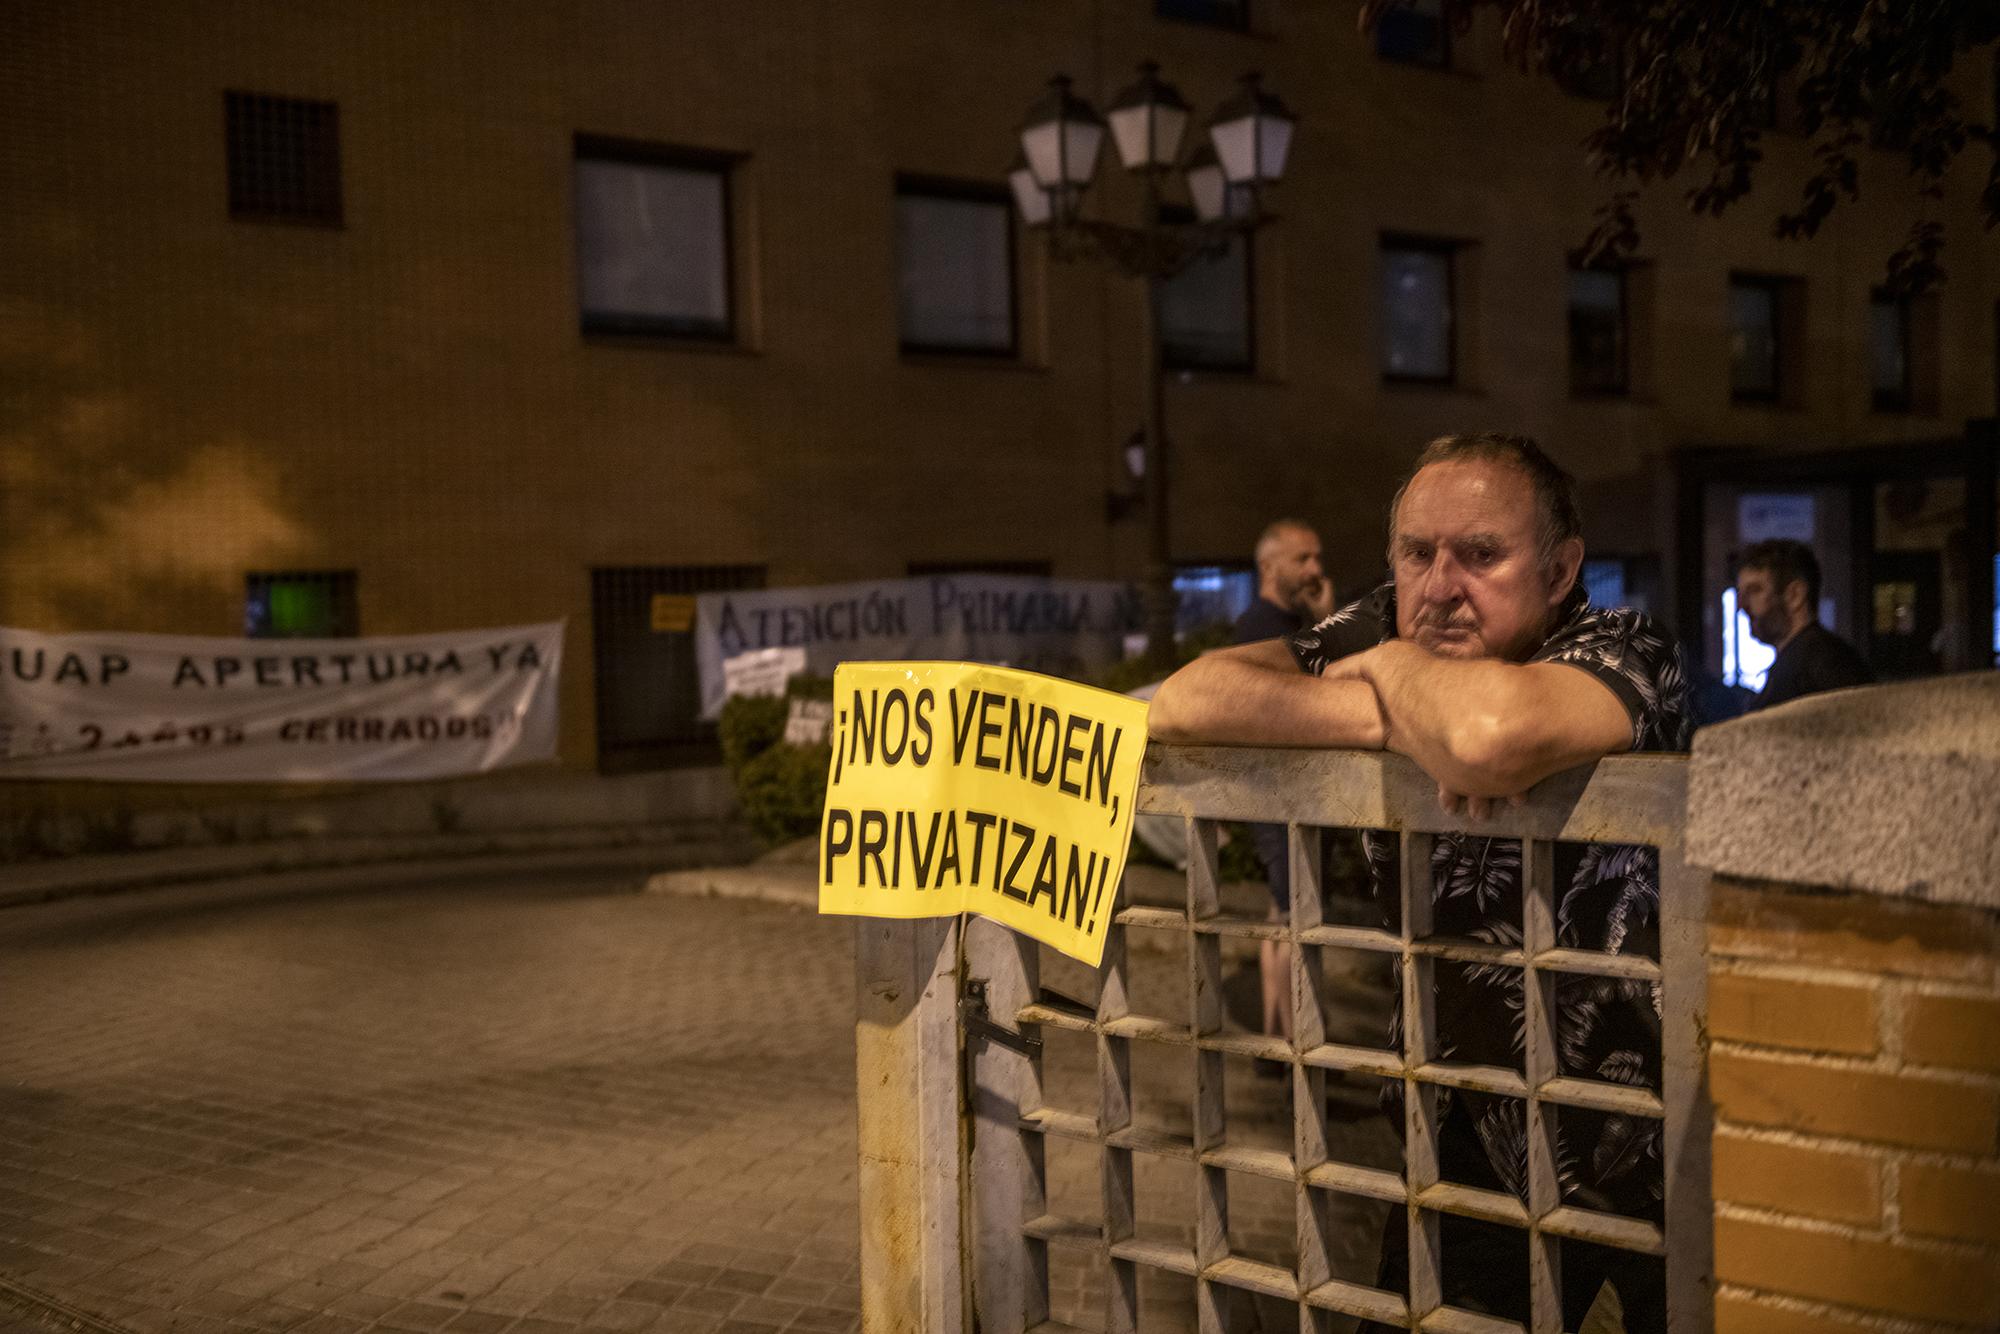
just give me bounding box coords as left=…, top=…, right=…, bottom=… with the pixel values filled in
left=1156, top=0, right=1249, bottom=29
left=591, top=564, right=765, bottom=772
left=1174, top=565, right=1257, bottom=631
left=573, top=136, right=735, bottom=340
left=245, top=571, right=358, bottom=638
left=1568, top=265, right=1628, bottom=396
left=1728, top=275, right=1786, bottom=403
left=1381, top=237, right=1456, bottom=383
left=895, top=180, right=1016, bottom=356
left=1869, top=291, right=1911, bottom=412
left=1376, top=0, right=1448, bottom=68
left=1159, top=213, right=1253, bottom=372
left=225, top=91, right=342, bottom=226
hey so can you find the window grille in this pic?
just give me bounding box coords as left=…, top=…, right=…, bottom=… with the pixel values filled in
left=225, top=91, right=342, bottom=226
left=244, top=570, right=358, bottom=638
left=589, top=564, right=763, bottom=771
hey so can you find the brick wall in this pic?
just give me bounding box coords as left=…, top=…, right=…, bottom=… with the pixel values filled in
left=1706, top=877, right=2000, bottom=1334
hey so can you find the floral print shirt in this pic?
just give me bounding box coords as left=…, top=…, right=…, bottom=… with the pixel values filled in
left=1290, top=582, right=1691, bottom=1219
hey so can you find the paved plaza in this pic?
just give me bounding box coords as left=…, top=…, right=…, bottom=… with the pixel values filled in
left=0, top=859, right=1398, bottom=1334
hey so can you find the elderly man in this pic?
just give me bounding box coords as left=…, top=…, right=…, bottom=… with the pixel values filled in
left=1152, top=433, right=1689, bottom=1332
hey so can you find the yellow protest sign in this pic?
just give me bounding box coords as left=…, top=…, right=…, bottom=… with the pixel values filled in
left=818, top=661, right=1148, bottom=968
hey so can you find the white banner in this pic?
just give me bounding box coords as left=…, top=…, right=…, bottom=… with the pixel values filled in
left=0, top=622, right=563, bottom=783
left=694, top=575, right=1143, bottom=719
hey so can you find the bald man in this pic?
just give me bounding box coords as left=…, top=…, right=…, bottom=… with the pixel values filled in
left=1232, top=519, right=1334, bottom=1064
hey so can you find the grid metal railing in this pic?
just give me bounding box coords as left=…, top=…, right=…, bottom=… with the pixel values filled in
left=964, top=744, right=1711, bottom=1334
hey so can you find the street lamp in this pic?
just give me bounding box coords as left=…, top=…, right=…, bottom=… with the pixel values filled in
left=1013, top=66, right=1296, bottom=667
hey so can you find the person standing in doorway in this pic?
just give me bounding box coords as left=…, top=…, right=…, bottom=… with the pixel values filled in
left=1231, top=519, right=1335, bottom=1065
left=1736, top=539, right=1873, bottom=709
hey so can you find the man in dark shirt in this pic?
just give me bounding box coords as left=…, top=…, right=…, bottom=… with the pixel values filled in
left=1231, top=520, right=1334, bottom=1058
left=1153, top=434, right=1690, bottom=1332
left=1736, top=539, right=1872, bottom=709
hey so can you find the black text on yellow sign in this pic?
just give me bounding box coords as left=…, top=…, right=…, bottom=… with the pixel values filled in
left=817, top=662, right=1148, bottom=968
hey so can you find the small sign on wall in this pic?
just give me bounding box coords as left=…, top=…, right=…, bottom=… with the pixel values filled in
left=650, top=594, right=697, bottom=633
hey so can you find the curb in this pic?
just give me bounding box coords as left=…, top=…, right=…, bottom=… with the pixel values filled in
left=0, top=826, right=753, bottom=911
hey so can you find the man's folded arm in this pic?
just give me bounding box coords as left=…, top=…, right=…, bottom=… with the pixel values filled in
left=1147, top=638, right=1388, bottom=749
left=1348, top=641, right=1634, bottom=796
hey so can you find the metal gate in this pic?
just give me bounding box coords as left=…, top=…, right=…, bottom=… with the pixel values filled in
left=854, top=745, right=1712, bottom=1334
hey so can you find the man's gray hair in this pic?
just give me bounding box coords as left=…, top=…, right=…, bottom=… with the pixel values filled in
left=1386, top=433, right=1583, bottom=570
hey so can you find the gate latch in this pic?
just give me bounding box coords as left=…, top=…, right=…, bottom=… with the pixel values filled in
left=959, top=978, right=1042, bottom=1059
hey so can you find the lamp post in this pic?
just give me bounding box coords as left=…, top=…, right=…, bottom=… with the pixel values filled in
left=1012, top=64, right=1296, bottom=667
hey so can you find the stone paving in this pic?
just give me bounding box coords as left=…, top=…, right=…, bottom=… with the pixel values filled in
left=0, top=867, right=863, bottom=1334
left=0, top=861, right=1400, bottom=1334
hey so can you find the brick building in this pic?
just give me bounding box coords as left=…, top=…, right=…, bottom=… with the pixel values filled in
left=3, top=1, right=1996, bottom=789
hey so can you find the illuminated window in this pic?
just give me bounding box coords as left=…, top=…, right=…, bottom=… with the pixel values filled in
left=1174, top=565, right=1256, bottom=630
left=1719, top=588, right=1774, bottom=692
left=245, top=571, right=358, bottom=638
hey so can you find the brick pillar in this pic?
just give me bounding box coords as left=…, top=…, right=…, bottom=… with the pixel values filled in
left=1688, top=675, right=2000, bottom=1334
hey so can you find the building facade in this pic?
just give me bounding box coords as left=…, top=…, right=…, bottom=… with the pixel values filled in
left=3, top=0, right=1996, bottom=784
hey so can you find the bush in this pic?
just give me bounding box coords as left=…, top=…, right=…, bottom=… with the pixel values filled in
left=1092, top=621, right=1234, bottom=695
left=719, top=675, right=834, bottom=846
left=735, top=740, right=833, bottom=844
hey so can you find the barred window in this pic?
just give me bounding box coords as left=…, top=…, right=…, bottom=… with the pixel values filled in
left=245, top=571, right=358, bottom=638
left=225, top=91, right=342, bottom=226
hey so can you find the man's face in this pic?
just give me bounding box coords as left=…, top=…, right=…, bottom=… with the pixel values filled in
left=1735, top=567, right=1794, bottom=647
left=1391, top=460, right=1573, bottom=661
left=1263, top=525, right=1326, bottom=615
